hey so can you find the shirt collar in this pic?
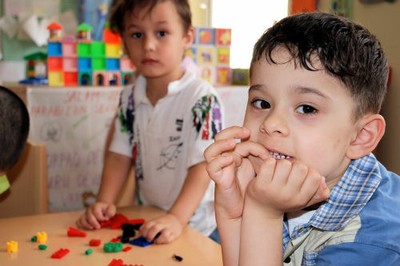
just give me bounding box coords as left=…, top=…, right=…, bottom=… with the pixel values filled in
left=310, top=153, right=382, bottom=230
left=134, top=71, right=195, bottom=105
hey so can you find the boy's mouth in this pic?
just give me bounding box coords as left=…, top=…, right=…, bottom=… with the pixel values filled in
left=270, top=151, right=291, bottom=160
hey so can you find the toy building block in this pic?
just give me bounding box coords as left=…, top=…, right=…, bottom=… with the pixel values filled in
left=216, top=47, right=230, bottom=65
left=77, top=42, right=92, bottom=57
left=92, top=58, right=107, bottom=71
left=77, top=23, right=93, bottom=41
left=48, top=57, right=63, bottom=71
left=196, top=27, right=215, bottom=45
left=215, top=28, right=232, bottom=46
left=108, top=258, right=124, bottom=266
left=48, top=42, right=63, bottom=57
left=129, top=236, right=153, bottom=247
left=215, top=67, right=231, bottom=86
left=64, top=72, right=78, bottom=87
left=106, top=44, right=122, bottom=58
left=36, top=231, right=48, bottom=244
left=38, top=244, right=48, bottom=250
left=89, top=239, right=101, bottom=247
left=91, top=41, right=106, bottom=57
left=63, top=57, right=78, bottom=72
left=122, top=246, right=132, bottom=252
left=6, top=241, right=18, bottom=253
left=197, top=46, right=216, bottom=66
left=93, top=71, right=109, bottom=86
left=67, top=226, right=87, bottom=237
left=106, top=59, right=120, bottom=71
left=85, top=248, right=93, bottom=255
left=51, top=248, right=70, bottom=259
left=47, top=22, right=63, bottom=41
left=120, top=56, right=134, bottom=72
left=100, top=213, right=129, bottom=229
left=62, top=39, right=77, bottom=57
left=48, top=71, right=64, bottom=86
left=103, top=29, right=121, bottom=44
left=104, top=242, right=124, bottom=252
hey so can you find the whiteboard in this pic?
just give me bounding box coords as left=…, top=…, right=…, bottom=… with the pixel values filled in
left=27, top=87, right=122, bottom=212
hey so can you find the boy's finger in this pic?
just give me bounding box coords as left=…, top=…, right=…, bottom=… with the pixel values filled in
left=204, top=138, right=236, bottom=162
left=306, top=178, right=330, bottom=207
left=214, top=126, right=250, bottom=141
left=233, top=141, right=270, bottom=162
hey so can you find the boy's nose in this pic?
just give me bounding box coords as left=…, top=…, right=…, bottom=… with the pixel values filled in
left=143, top=36, right=156, bottom=51
left=259, top=111, right=289, bottom=136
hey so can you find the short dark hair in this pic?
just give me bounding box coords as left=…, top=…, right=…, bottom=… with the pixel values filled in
left=0, top=86, right=30, bottom=171
left=251, top=12, right=389, bottom=119
left=109, top=0, right=192, bottom=35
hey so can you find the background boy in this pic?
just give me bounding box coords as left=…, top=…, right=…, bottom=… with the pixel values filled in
left=0, top=86, right=30, bottom=195
left=205, top=12, right=400, bottom=265
left=77, top=0, right=224, bottom=244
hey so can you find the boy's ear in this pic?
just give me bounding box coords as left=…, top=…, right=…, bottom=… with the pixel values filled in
left=347, top=114, right=386, bottom=159
left=183, top=27, right=194, bottom=49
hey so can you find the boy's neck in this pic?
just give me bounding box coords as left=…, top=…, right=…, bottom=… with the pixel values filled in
left=145, top=69, right=185, bottom=105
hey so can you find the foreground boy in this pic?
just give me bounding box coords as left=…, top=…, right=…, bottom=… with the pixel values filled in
left=205, top=12, right=400, bottom=265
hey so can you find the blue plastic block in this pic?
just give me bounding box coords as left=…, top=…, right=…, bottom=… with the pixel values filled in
left=106, top=58, right=120, bottom=71
left=48, top=42, right=63, bottom=56
left=129, top=237, right=153, bottom=247
left=78, top=58, right=92, bottom=71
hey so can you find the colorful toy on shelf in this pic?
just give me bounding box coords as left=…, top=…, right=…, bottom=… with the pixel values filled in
left=46, top=22, right=135, bottom=87
left=19, top=52, right=48, bottom=85
left=187, top=27, right=232, bottom=86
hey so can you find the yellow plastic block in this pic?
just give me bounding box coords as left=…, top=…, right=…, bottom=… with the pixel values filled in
left=106, top=44, right=122, bottom=58
left=48, top=72, right=65, bottom=87
left=6, top=241, right=18, bottom=253
left=36, top=231, right=48, bottom=244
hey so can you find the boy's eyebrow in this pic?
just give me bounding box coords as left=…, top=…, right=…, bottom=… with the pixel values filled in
left=249, top=84, right=329, bottom=99
left=295, top=86, right=328, bottom=99
left=248, top=84, right=264, bottom=92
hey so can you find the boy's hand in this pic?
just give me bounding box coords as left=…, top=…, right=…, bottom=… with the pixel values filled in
left=246, top=158, right=330, bottom=219
left=204, top=126, right=269, bottom=219
left=76, top=202, right=116, bottom=230
left=139, top=213, right=183, bottom=244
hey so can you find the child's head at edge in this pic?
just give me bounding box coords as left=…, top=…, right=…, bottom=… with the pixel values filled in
left=250, top=12, right=389, bottom=121
left=0, top=86, right=30, bottom=194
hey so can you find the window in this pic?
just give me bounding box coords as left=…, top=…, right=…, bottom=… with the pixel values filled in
left=211, top=1, right=288, bottom=69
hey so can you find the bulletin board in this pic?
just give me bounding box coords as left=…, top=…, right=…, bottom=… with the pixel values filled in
left=0, top=0, right=78, bottom=60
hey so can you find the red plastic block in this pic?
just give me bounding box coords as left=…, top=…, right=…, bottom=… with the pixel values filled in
left=89, top=239, right=101, bottom=246
left=108, top=259, right=124, bottom=266
left=122, top=246, right=132, bottom=252
left=67, top=227, right=87, bottom=237
left=51, top=248, right=70, bottom=259
left=100, top=214, right=146, bottom=229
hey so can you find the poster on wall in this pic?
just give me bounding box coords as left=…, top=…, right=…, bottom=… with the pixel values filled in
left=27, top=87, right=122, bottom=212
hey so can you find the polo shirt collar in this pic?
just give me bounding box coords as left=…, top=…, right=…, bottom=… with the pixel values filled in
left=134, top=71, right=195, bottom=105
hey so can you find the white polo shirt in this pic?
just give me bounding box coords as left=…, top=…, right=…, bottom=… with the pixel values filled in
left=109, top=71, right=224, bottom=236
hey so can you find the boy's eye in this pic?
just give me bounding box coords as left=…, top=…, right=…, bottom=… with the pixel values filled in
left=252, top=99, right=271, bottom=109
left=296, top=105, right=317, bottom=114
left=130, top=32, right=143, bottom=39
left=157, top=31, right=167, bottom=37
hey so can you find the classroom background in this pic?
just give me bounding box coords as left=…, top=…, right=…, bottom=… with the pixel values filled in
left=0, top=0, right=399, bottom=216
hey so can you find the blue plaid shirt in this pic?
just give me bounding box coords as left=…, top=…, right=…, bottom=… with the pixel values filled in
left=283, top=153, right=382, bottom=261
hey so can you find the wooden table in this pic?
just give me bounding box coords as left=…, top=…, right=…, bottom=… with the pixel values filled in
left=0, top=206, right=223, bottom=265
